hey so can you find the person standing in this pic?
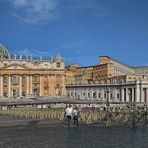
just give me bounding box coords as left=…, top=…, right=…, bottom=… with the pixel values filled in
left=65, top=104, right=73, bottom=126
left=73, top=106, right=79, bottom=126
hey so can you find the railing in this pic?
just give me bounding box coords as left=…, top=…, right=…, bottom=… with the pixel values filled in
left=0, top=107, right=147, bottom=127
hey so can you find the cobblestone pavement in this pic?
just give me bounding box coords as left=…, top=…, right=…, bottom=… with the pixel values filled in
left=0, top=116, right=148, bottom=148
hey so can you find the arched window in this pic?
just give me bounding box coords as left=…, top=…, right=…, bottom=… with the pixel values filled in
left=22, top=76, right=26, bottom=83
left=3, top=76, right=8, bottom=87
left=4, top=76, right=8, bottom=83
left=44, top=76, right=48, bottom=82
left=44, top=76, right=48, bottom=87
left=33, top=75, right=39, bottom=83
left=12, top=75, right=18, bottom=84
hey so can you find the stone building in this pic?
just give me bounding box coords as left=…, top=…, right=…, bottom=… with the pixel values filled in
left=66, top=81, right=148, bottom=103
left=0, top=45, right=66, bottom=98
left=66, top=56, right=148, bottom=85
left=66, top=56, right=148, bottom=103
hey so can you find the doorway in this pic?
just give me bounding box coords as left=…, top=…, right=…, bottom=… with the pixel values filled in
left=13, top=89, right=18, bottom=98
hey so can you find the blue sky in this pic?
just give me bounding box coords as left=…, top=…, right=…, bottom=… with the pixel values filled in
left=0, top=0, right=148, bottom=66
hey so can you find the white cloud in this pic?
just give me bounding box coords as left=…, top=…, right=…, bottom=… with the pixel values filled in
left=4, top=0, right=108, bottom=24
left=11, top=0, right=27, bottom=7
left=8, top=0, right=58, bottom=24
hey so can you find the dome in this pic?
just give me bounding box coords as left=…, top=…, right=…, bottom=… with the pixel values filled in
left=0, top=44, right=10, bottom=59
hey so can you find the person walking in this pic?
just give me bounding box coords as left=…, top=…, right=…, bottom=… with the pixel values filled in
left=73, top=106, right=79, bottom=126
left=65, top=104, right=73, bottom=126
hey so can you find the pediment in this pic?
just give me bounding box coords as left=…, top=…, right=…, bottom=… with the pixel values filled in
left=0, top=63, right=30, bottom=70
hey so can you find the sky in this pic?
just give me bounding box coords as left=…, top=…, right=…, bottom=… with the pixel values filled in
left=0, top=0, right=148, bottom=66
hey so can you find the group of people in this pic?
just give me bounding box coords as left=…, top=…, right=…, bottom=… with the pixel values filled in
left=65, top=104, right=80, bottom=127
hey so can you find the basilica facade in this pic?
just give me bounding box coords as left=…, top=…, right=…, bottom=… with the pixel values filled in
left=0, top=44, right=66, bottom=98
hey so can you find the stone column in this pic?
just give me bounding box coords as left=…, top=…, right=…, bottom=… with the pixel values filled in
left=19, top=75, right=22, bottom=96
left=8, top=75, right=11, bottom=97
left=62, top=74, right=66, bottom=96
left=69, top=90, right=71, bottom=98
left=0, top=76, right=3, bottom=96
left=51, top=75, right=55, bottom=96
left=79, top=90, right=82, bottom=100
left=101, top=89, right=104, bottom=101
left=146, top=88, right=148, bottom=103
left=26, top=75, right=29, bottom=95
left=112, top=89, right=116, bottom=101
left=96, top=90, right=98, bottom=100
left=91, top=90, right=93, bottom=101
left=132, top=88, right=135, bottom=102
left=73, top=89, right=75, bottom=99
left=85, top=90, right=88, bottom=100
left=135, top=83, right=140, bottom=102
left=121, top=87, right=124, bottom=102
left=48, top=75, right=51, bottom=96
left=140, top=85, right=144, bottom=103
left=80, top=90, right=82, bottom=100
left=0, top=76, right=1, bottom=96
left=126, top=88, right=129, bottom=102
left=75, top=90, right=77, bottom=99
left=81, top=90, right=84, bottom=100
left=30, top=75, right=33, bottom=96
left=96, top=90, right=99, bottom=100
left=40, top=75, right=43, bottom=96
left=108, top=89, right=111, bottom=102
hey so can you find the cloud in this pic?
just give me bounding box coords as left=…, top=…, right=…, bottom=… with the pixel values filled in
left=8, top=0, right=58, bottom=24
left=64, top=0, right=99, bottom=10
left=4, top=0, right=108, bottom=24
left=62, top=0, right=108, bottom=16
left=11, top=0, right=27, bottom=7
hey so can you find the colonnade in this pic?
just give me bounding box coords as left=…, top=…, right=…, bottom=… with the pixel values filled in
left=67, top=82, right=148, bottom=103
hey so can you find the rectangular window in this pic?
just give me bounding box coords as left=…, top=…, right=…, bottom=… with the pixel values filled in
left=56, top=75, right=61, bottom=81
left=56, top=63, right=61, bottom=68
left=44, top=64, right=48, bottom=68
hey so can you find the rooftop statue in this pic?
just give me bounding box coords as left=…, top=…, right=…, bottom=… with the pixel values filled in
left=53, top=53, right=64, bottom=63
